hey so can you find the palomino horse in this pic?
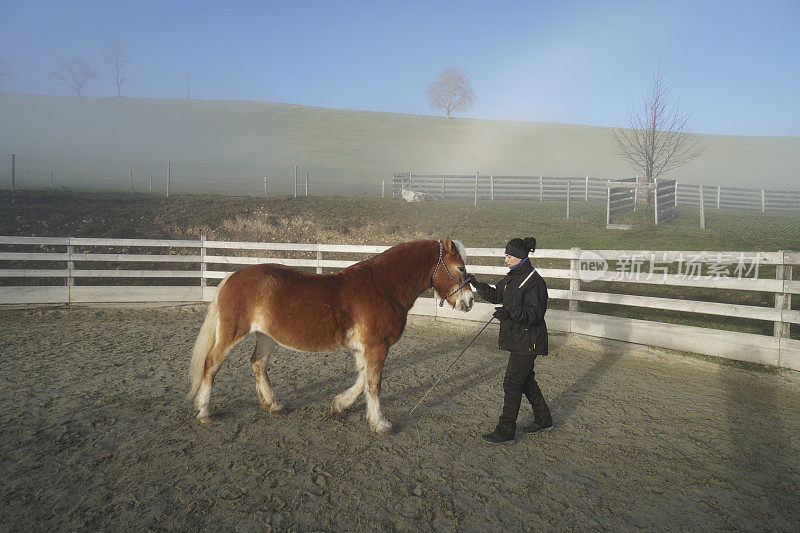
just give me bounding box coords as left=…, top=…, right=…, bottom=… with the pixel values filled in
left=189, top=238, right=473, bottom=433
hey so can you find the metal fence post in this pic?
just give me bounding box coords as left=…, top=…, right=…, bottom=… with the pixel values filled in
left=264, top=176, right=268, bottom=196
left=717, top=185, right=721, bottom=209
left=570, top=247, right=580, bottom=313
left=566, top=179, right=571, bottom=219
left=585, top=176, right=589, bottom=201
left=381, top=180, right=385, bottom=198
left=441, top=176, right=445, bottom=199
left=130, top=169, right=134, bottom=195
left=490, top=175, right=494, bottom=202
left=774, top=251, right=791, bottom=339
left=167, top=161, right=171, bottom=198
left=11, top=154, right=15, bottom=194
left=761, top=189, right=766, bottom=212
left=50, top=169, right=54, bottom=190
left=699, top=184, right=706, bottom=229
left=294, top=165, right=298, bottom=198
left=305, top=172, right=309, bottom=196
left=474, top=172, right=479, bottom=206
left=674, top=181, right=678, bottom=207
left=606, top=181, right=611, bottom=226
left=539, top=176, right=543, bottom=202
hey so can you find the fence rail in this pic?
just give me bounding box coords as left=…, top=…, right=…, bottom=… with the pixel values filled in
left=0, top=236, right=797, bottom=370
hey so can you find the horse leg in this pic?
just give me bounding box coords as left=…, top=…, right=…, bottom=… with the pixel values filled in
left=363, top=347, right=392, bottom=434
left=195, top=332, right=238, bottom=423
left=251, top=332, right=284, bottom=415
left=331, top=349, right=366, bottom=414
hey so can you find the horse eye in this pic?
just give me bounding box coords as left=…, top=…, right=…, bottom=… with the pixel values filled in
left=457, top=267, right=465, bottom=273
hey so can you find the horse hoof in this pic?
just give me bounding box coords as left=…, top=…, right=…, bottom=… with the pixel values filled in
left=198, top=417, right=212, bottom=424
left=374, top=421, right=393, bottom=435
left=269, top=405, right=285, bottom=417
left=330, top=400, right=342, bottom=415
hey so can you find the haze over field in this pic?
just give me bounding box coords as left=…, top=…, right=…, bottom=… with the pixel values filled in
left=1, top=93, right=798, bottom=195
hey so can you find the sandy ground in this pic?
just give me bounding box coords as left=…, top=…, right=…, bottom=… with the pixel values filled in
left=1, top=306, right=798, bottom=531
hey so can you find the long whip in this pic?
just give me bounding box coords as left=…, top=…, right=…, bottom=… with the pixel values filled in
left=407, top=268, right=536, bottom=416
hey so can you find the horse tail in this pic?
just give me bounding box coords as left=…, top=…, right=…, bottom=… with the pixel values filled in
left=189, top=272, right=232, bottom=399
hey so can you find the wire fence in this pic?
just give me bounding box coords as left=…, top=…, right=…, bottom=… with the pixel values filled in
left=1, top=152, right=386, bottom=197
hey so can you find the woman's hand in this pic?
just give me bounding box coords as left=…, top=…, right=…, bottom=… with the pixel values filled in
left=464, top=274, right=477, bottom=287
left=493, top=307, right=510, bottom=321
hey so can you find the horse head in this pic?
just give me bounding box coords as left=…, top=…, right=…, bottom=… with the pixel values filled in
left=432, top=237, right=474, bottom=312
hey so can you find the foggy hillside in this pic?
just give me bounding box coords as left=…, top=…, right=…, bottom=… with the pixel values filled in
left=1, top=93, right=798, bottom=194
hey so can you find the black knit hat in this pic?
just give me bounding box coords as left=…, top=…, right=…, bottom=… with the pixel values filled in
left=505, top=237, right=536, bottom=259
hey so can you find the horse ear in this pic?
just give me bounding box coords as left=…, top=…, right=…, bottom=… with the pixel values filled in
left=443, top=237, right=455, bottom=255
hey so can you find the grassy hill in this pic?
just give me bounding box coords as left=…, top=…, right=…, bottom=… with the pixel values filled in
left=1, top=93, right=798, bottom=195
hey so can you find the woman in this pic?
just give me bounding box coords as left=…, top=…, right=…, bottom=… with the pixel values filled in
left=465, top=237, right=553, bottom=445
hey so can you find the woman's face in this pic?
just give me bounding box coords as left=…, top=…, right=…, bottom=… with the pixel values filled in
left=504, top=254, right=523, bottom=268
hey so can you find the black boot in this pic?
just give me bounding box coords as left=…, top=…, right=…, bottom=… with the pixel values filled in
left=481, top=430, right=516, bottom=445
left=523, top=420, right=554, bottom=434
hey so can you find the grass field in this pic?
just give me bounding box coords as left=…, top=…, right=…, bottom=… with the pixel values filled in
left=1, top=191, right=797, bottom=339
left=2, top=93, right=799, bottom=194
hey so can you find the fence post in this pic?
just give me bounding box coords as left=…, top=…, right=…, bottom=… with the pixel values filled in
left=474, top=172, right=479, bottom=206
left=381, top=180, right=385, bottom=198
left=11, top=154, right=15, bottom=194
left=566, top=179, right=571, bottom=219
left=761, top=189, right=766, bottom=212
left=441, top=176, right=445, bottom=199
left=539, top=176, right=543, bottom=202
left=167, top=161, right=171, bottom=198
left=774, top=251, right=791, bottom=339
left=50, top=169, right=54, bottom=190
left=654, top=179, right=659, bottom=225
left=699, top=184, right=706, bottom=229
left=148, top=174, right=152, bottom=191
left=200, top=235, right=207, bottom=295
left=130, top=169, right=134, bottom=195
left=717, top=185, right=721, bottom=209
left=674, top=180, right=678, bottom=207
left=585, top=176, right=589, bottom=201
left=490, top=175, right=494, bottom=202
left=570, top=247, right=580, bottom=313
left=317, top=246, right=324, bottom=274
left=264, top=176, right=268, bottom=196
left=606, top=181, right=611, bottom=226
left=66, top=237, right=74, bottom=305
left=294, top=165, right=298, bottom=198
left=305, top=172, right=309, bottom=196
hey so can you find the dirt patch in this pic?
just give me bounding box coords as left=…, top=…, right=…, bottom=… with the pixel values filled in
left=1, top=306, right=798, bottom=530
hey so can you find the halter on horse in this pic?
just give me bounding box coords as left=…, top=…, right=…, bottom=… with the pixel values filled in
left=188, top=238, right=473, bottom=434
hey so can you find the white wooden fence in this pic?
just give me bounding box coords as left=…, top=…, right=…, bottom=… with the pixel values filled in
left=393, top=173, right=800, bottom=213
left=1, top=236, right=797, bottom=371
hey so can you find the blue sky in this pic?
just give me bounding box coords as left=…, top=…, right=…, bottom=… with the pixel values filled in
left=1, top=0, right=799, bottom=136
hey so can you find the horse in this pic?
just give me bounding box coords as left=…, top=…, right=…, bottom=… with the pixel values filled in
left=188, top=237, right=474, bottom=434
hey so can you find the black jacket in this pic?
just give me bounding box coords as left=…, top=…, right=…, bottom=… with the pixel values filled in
left=473, top=259, right=548, bottom=355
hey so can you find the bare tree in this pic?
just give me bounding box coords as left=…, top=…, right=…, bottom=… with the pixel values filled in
left=103, top=42, right=128, bottom=97
left=612, top=65, right=706, bottom=189
left=427, top=68, right=475, bottom=119
left=51, top=58, right=97, bottom=97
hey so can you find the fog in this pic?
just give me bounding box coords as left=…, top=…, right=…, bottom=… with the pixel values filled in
left=1, top=92, right=799, bottom=195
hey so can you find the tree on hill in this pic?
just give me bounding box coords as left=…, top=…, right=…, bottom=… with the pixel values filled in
left=427, top=68, right=475, bottom=119
left=103, top=42, right=128, bottom=98
left=51, top=58, right=97, bottom=97
left=612, top=65, right=706, bottom=189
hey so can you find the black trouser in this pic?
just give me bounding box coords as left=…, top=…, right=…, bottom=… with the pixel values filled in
left=495, top=352, right=552, bottom=438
